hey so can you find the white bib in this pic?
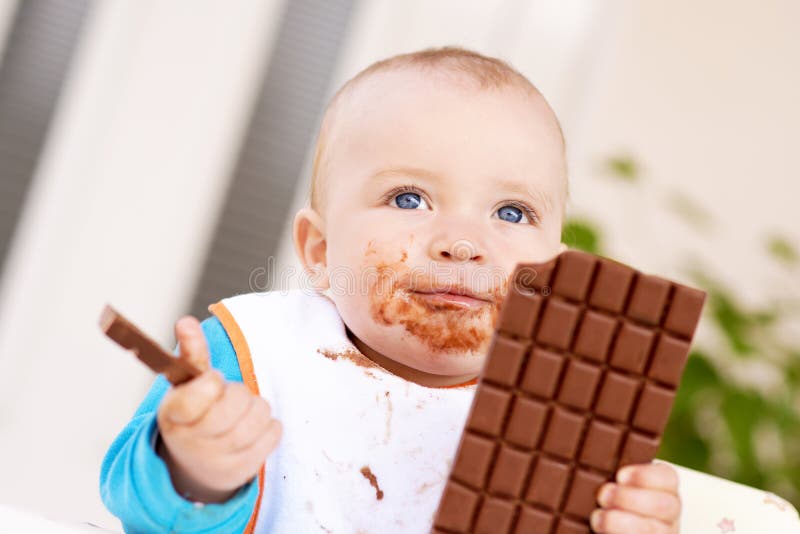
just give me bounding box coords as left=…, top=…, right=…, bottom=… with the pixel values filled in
left=210, top=289, right=477, bottom=533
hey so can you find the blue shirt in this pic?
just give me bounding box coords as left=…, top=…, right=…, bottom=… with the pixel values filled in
left=99, top=316, right=259, bottom=533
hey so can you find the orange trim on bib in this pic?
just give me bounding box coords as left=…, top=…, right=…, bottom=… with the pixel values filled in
left=438, top=377, right=479, bottom=388
left=208, top=301, right=264, bottom=534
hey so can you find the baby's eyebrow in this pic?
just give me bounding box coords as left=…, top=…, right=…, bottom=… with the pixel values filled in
left=370, top=166, right=441, bottom=182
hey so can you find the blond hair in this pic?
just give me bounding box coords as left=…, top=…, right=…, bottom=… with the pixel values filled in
left=309, top=46, right=566, bottom=212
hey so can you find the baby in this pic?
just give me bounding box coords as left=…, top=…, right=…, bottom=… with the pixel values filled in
left=101, top=47, right=681, bottom=533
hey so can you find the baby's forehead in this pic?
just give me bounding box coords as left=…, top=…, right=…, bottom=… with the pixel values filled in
left=313, top=66, right=567, bottom=212
left=339, top=66, right=542, bottom=116
left=329, top=68, right=564, bottom=155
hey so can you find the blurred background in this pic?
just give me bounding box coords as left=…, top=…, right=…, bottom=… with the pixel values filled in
left=0, top=0, right=797, bottom=530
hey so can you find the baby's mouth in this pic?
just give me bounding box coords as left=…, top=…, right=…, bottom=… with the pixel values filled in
left=369, top=275, right=501, bottom=353
left=409, top=289, right=493, bottom=310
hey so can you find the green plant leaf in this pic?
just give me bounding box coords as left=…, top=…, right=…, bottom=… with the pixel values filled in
left=604, top=155, right=640, bottom=182
left=659, top=409, right=711, bottom=471
left=708, top=289, right=756, bottom=355
left=673, top=350, right=721, bottom=411
left=561, top=219, right=602, bottom=255
left=665, top=191, right=713, bottom=230
left=720, top=387, right=767, bottom=488
left=785, top=351, right=800, bottom=388
left=766, top=235, right=798, bottom=266
left=659, top=352, right=720, bottom=471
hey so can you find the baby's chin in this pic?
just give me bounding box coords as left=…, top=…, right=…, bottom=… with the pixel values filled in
left=367, top=321, right=490, bottom=376
left=366, top=289, right=499, bottom=374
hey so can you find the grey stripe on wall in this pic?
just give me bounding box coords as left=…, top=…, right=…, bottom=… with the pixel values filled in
left=0, top=0, right=91, bottom=280
left=189, top=0, right=356, bottom=318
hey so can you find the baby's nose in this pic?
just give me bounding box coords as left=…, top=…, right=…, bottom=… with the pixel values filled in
left=431, top=238, right=485, bottom=263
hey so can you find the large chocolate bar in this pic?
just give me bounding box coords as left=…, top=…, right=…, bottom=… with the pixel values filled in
left=433, top=250, right=706, bottom=533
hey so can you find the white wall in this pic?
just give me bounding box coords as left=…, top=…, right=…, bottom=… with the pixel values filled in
left=567, top=0, right=800, bottom=303
left=0, top=0, right=284, bottom=528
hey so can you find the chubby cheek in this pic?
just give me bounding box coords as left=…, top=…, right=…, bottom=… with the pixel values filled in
left=499, top=232, right=562, bottom=270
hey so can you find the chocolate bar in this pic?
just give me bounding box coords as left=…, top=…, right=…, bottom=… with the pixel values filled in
left=99, top=304, right=202, bottom=385
left=433, top=250, right=706, bottom=533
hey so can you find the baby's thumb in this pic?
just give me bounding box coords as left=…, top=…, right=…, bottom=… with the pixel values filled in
left=174, top=316, right=210, bottom=372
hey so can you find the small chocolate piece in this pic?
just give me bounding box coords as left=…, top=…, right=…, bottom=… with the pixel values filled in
left=541, top=408, right=586, bottom=460
left=525, top=456, right=570, bottom=510
left=579, top=421, right=624, bottom=472
left=497, top=290, right=543, bottom=338
left=588, top=258, right=634, bottom=314
left=467, top=385, right=513, bottom=436
left=433, top=250, right=706, bottom=533
left=474, top=497, right=516, bottom=533
left=609, top=322, right=656, bottom=374
left=594, top=372, right=640, bottom=423
left=505, top=397, right=548, bottom=449
left=484, top=337, right=531, bottom=387
left=626, top=274, right=671, bottom=325
left=563, top=470, right=606, bottom=517
left=452, top=434, right=497, bottom=488
left=516, top=506, right=555, bottom=534
left=620, top=432, right=661, bottom=466
left=99, top=304, right=202, bottom=385
left=557, top=360, right=602, bottom=410
left=663, top=285, right=706, bottom=338
left=519, top=348, right=565, bottom=398
left=536, top=300, right=581, bottom=351
left=647, top=334, right=691, bottom=386
left=573, top=311, right=617, bottom=363
left=488, top=445, right=535, bottom=498
left=437, top=482, right=481, bottom=532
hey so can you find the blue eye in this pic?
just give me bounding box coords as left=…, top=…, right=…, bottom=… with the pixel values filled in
left=396, top=192, right=420, bottom=209
left=496, top=205, right=527, bottom=223
left=391, top=191, right=429, bottom=210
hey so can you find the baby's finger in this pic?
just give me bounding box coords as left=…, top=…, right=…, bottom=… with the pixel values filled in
left=175, top=316, right=210, bottom=372
left=224, top=397, right=277, bottom=453
left=617, top=462, right=679, bottom=492
left=193, top=382, right=255, bottom=438
left=215, top=418, right=281, bottom=487
left=597, top=482, right=681, bottom=522
left=231, top=417, right=282, bottom=459
left=159, top=370, right=224, bottom=426
left=590, top=508, right=676, bottom=534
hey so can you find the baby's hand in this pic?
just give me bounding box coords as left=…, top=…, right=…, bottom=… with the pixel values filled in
left=156, top=316, right=282, bottom=503
left=591, top=461, right=681, bottom=533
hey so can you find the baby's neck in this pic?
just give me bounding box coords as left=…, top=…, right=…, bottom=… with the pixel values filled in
left=345, top=327, right=478, bottom=388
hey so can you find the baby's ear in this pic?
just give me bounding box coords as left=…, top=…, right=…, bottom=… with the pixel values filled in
left=293, top=207, right=329, bottom=291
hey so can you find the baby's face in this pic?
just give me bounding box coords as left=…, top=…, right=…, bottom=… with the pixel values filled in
left=302, top=69, right=566, bottom=379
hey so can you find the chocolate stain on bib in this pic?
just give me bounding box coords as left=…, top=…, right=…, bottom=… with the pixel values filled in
left=360, top=466, right=384, bottom=500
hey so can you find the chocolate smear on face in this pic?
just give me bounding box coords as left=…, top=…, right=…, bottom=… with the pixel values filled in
left=367, top=257, right=506, bottom=354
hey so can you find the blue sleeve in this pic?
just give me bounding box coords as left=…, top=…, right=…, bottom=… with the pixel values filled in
left=99, top=316, right=259, bottom=533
